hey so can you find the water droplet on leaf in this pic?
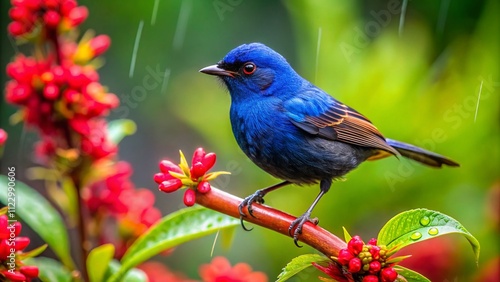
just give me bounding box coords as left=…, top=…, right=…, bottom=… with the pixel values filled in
left=420, top=216, right=430, bottom=226
left=428, top=227, right=439, bottom=236
left=410, top=232, right=422, bottom=240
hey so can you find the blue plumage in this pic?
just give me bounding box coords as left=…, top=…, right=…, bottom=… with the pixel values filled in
left=200, top=43, right=458, bottom=244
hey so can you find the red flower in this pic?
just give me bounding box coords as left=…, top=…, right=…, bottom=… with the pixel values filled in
left=333, top=235, right=400, bottom=282
left=183, top=189, right=196, bottom=207
left=347, top=236, right=364, bottom=255
left=380, top=267, right=398, bottom=282
left=0, top=215, right=40, bottom=281
left=7, top=0, right=88, bottom=37
left=362, top=275, right=379, bottom=282
left=0, top=129, right=7, bottom=146
left=199, top=256, right=268, bottom=282
left=154, top=148, right=230, bottom=207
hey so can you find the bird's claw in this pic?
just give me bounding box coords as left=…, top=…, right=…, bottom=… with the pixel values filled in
left=238, top=190, right=266, bottom=232
left=238, top=190, right=266, bottom=218
left=288, top=212, right=318, bottom=247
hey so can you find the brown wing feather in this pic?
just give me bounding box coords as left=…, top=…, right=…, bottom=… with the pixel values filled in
left=305, top=103, right=399, bottom=156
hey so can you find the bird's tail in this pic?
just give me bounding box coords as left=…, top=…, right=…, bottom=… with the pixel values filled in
left=386, top=139, right=459, bottom=168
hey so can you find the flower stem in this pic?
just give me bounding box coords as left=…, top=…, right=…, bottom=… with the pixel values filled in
left=195, top=187, right=347, bottom=257
left=73, top=175, right=89, bottom=282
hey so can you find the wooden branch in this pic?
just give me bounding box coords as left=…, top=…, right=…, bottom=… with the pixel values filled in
left=196, top=187, right=346, bottom=257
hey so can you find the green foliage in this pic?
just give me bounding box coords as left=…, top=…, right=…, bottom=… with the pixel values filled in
left=88, top=244, right=115, bottom=282
left=106, top=260, right=148, bottom=282
left=0, top=176, right=76, bottom=270
left=394, top=266, right=431, bottom=282
left=108, top=206, right=239, bottom=282
left=276, top=254, right=330, bottom=282
left=377, top=208, right=480, bottom=262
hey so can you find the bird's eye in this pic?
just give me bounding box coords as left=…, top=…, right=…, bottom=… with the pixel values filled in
left=242, top=62, right=256, bottom=75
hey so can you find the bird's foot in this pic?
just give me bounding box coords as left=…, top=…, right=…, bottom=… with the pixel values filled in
left=238, top=190, right=266, bottom=231
left=288, top=211, right=319, bottom=247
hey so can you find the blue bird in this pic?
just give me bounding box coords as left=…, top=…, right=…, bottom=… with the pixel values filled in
left=200, top=43, right=459, bottom=245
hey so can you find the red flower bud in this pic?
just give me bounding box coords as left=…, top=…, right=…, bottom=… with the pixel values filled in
left=52, top=66, right=66, bottom=84
left=67, top=65, right=86, bottom=88
left=192, top=147, right=206, bottom=165
left=348, top=236, right=364, bottom=255
left=380, top=267, right=398, bottom=282
left=6, top=83, right=31, bottom=104
left=44, top=10, right=61, bottom=28
left=197, top=181, right=211, bottom=193
left=368, top=238, right=377, bottom=246
left=24, top=0, right=42, bottom=10
left=8, top=21, right=26, bottom=36
left=158, top=179, right=182, bottom=193
left=19, top=265, right=39, bottom=278
left=67, top=6, right=88, bottom=26
left=368, top=261, right=381, bottom=274
left=61, top=0, right=77, bottom=16
left=9, top=6, right=29, bottom=21
left=337, top=248, right=354, bottom=265
left=43, top=83, right=60, bottom=100
left=362, top=275, right=379, bottom=282
left=89, top=35, right=111, bottom=56
left=201, top=152, right=216, bottom=171
left=44, top=0, right=60, bottom=9
left=1, top=270, right=26, bottom=282
left=153, top=172, right=170, bottom=184
left=13, top=221, right=22, bottom=237
left=0, top=240, right=10, bottom=260
left=15, top=237, right=30, bottom=251
left=0, top=129, right=7, bottom=147
left=348, top=257, right=362, bottom=273
left=370, top=245, right=381, bottom=260
left=183, top=189, right=196, bottom=206
left=190, top=161, right=206, bottom=179
left=159, top=160, right=182, bottom=174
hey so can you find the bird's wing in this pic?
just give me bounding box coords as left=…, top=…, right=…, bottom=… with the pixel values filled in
left=284, top=91, right=399, bottom=156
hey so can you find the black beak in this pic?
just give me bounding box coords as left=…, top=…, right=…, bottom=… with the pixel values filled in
left=199, top=65, right=237, bottom=77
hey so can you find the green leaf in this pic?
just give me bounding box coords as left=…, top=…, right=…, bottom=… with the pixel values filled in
left=106, top=260, right=148, bottom=282
left=25, top=257, right=73, bottom=282
left=377, top=208, right=480, bottom=262
left=108, top=119, right=137, bottom=144
left=88, top=244, right=115, bottom=282
left=394, top=266, right=431, bottom=282
left=108, top=206, right=239, bottom=282
left=342, top=227, right=352, bottom=243
left=0, top=175, right=76, bottom=269
left=277, top=254, right=329, bottom=282
left=17, top=244, right=48, bottom=260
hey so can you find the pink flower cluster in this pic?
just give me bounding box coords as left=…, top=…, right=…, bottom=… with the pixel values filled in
left=6, top=0, right=117, bottom=164
left=8, top=0, right=88, bottom=36
left=82, top=161, right=162, bottom=258
left=0, top=215, right=39, bottom=282
left=154, top=148, right=229, bottom=206
left=337, top=236, right=398, bottom=282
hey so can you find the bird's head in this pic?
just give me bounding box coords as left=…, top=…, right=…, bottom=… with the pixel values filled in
left=200, top=43, right=302, bottom=102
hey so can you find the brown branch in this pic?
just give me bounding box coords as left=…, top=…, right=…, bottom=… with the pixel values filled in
left=195, top=187, right=347, bottom=258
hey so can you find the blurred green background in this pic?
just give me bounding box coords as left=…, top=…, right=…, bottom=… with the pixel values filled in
left=1, top=0, right=498, bottom=280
